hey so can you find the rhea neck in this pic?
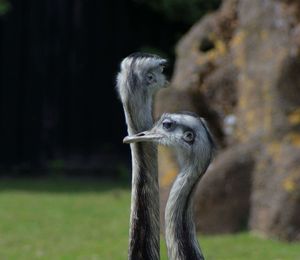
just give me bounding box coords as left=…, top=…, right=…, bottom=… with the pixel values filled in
left=123, top=91, right=153, bottom=133
left=121, top=89, right=160, bottom=260
left=165, top=152, right=208, bottom=260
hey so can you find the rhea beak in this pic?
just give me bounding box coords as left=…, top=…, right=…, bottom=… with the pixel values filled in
left=123, top=130, right=163, bottom=144
left=160, top=60, right=168, bottom=73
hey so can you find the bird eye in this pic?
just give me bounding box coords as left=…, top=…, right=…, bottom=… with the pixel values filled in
left=162, top=120, right=174, bottom=130
left=146, top=72, right=155, bottom=84
left=183, top=131, right=195, bottom=143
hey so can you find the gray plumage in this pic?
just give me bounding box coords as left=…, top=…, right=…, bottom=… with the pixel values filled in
left=123, top=112, right=215, bottom=260
left=116, top=52, right=167, bottom=260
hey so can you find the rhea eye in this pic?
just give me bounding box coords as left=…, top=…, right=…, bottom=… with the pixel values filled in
left=183, top=131, right=195, bottom=143
left=146, top=72, right=155, bottom=84
left=163, top=120, right=174, bottom=130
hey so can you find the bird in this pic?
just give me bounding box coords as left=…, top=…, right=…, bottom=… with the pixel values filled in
left=123, top=112, right=215, bottom=260
left=116, top=52, right=167, bottom=260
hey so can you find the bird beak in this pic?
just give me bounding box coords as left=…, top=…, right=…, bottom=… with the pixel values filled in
left=123, top=130, right=163, bottom=144
left=160, top=60, right=168, bottom=72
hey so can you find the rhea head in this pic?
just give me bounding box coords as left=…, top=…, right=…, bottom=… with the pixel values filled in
left=116, top=52, right=168, bottom=103
left=124, top=112, right=215, bottom=171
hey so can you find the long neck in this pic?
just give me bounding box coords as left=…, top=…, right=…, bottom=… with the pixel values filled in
left=124, top=95, right=153, bottom=135
left=123, top=97, right=160, bottom=260
left=165, top=161, right=206, bottom=260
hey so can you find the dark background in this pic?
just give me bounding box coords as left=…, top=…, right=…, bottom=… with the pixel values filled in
left=0, top=0, right=220, bottom=175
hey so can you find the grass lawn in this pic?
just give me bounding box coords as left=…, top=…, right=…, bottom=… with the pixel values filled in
left=0, top=178, right=299, bottom=259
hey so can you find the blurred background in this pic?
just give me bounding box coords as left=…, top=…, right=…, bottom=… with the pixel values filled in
left=0, top=0, right=220, bottom=175
left=0, top=0, right=300, bottom=259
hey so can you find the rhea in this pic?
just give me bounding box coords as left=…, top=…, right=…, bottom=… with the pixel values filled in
left=116, top=53, right=167, bottom=260
left=124, top=112, right=215, bottom=260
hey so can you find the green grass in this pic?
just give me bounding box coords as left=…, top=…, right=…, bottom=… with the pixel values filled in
left=0, top=178, right=299, bottom=259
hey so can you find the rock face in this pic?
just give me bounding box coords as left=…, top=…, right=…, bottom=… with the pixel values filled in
left=155, top=0, right=300, bottom=240
left=236, top=0, right=300, bottom=241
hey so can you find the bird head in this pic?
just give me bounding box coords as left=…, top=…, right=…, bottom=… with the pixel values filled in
left=116, top=52, right=168, bottom=102
left=124, top=112, right=215, bottom=168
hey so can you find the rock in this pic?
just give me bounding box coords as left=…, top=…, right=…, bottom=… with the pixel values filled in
left=234, top=0, right=300, bottom=241
left=156, top=0, right=300, bottom=240
left=194, top=143, right=256, bottom=234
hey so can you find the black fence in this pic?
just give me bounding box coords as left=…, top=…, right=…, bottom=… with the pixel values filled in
left=0, top=0, right=187, bottom=174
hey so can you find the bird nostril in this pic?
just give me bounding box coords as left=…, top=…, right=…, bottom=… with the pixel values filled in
left=136, top=133, right=145, bottom=137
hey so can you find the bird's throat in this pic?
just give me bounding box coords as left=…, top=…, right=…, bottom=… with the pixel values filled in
left=165, top=167, right=205, bottom=260
left=124, top=97, right=160, bottom=260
